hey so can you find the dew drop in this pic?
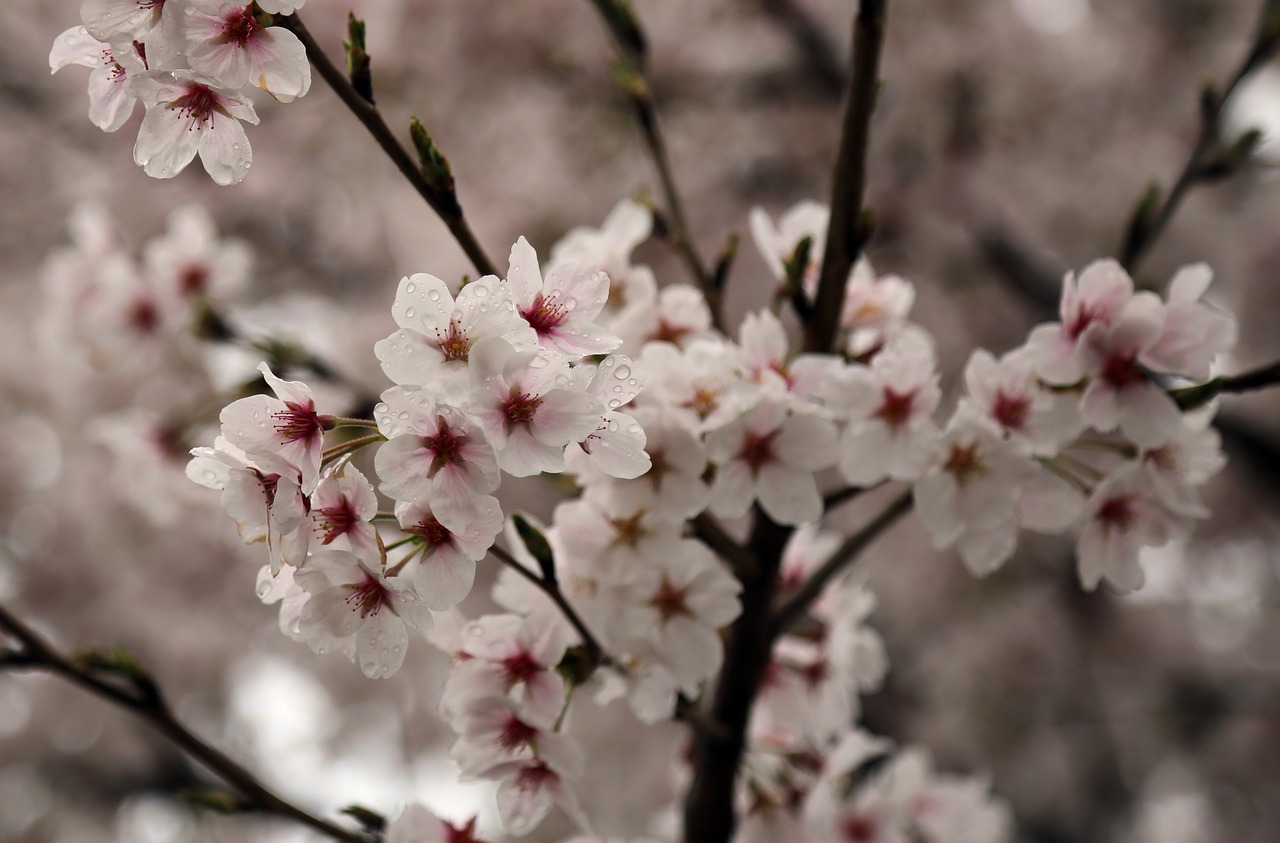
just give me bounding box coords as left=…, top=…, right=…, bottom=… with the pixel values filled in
left=404, top=281, right=416, bottom=293
left=614, top=365, right=631, bottom=379
left=428, top=289, right=441, bottom=302
left=404, top=307, right=416, bottom=319
left=472, top=285, right=489, bottom=298
left=608, top=398, right=622, bottom=409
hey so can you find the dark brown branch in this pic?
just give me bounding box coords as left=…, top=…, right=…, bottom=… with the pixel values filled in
left=692, top=513, right=759, bottom=579
left=278, top=14, right=498, bottom=278
left=488, top=545, right=613, bottom=671
left=682, top=507, right=793, bottom=843
left=1119, top=1, right=1280, bottom=272
left=805, top=0, right=889, bottom=353
left=823, top=480, right=883, bottom=512
left=0, top=605, right=365, bottom=843
left=771, top=490, right=913, bottom=636
left=1172, top=358, right=1280, bottom=409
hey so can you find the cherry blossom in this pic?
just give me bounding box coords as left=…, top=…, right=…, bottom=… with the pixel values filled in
left=385, top=805, right=485, bottom=843
left=220, top=361, right=331, bottom=493
left=1026, top=259, right=1135, bottom=384
left=294, top=550, right=432, bottom=678
left=177, top=0, right=311, bottom=102
left=564, top=354, right=650, bottom=480
left=392, top=495, right=503, bottom=611
left=80, top=0, right=175, bottom=43
left=49, top=26, right=144, bottom=132
left=1076, top=465, right=1182, bottom=592
left=507, top=236, right=621, bottom=357
left=961, top=347, right=1082, bottom=456
left=550, top=198, right=658, bottom=320
left=308, top=462, right=378, bottom=559
left=128, top=70, right=259, bottom=185
left=142, top=204, right=251, bottom=303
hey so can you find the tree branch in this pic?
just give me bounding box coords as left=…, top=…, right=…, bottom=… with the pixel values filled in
left=1119, top=0, right=1280, bottom=273
left=682, top=507, right=793, bottom=843
left=805, top=0, right=889, bottom=353
left=0, top=604, right=366, bottom=843
left=588, top=2, right=720, bottom=327
left=278, top=14, right=499, bottom=278
left=771, top=490, right=913, bottom=636
left=1172, top=358, right=1280, bottom=409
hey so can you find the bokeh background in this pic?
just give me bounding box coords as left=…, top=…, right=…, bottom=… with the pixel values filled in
left=2, top=0, right=1280, bottom=841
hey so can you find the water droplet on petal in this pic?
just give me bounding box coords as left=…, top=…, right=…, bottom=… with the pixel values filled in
left=405, top=281, right=416, bottom=293
left=428, top=290, right=441, bottom=302
left=404, top=307, right=416, bottom=319
left=614, top=365, right=631, bottom=379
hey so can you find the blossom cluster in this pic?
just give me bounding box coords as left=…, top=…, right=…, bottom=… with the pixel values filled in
left=51, top=0, right=312, bottom=184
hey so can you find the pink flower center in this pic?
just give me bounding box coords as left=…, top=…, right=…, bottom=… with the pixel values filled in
left=179, top=264, right=210, bottom=297
left=434, top=319, right=471, bottom=361
left=737, top=430, right=779, bottom=474
left=608, top=512, right=646, bottom=547
left=443, top=818, right=482, bottom=843
left=513, top=761, right=557, bottom=794
left=408, top=515, right=454, bottom=549
left=944, top=441, right=984, bottom=486
left=497, top=714, right=539, bottom=752
left=1096, top=495, right=1137, bottom=533
left=221, top=6, right=260, bottom=47
left=682, top=386, right=720, bottom=420
left=272, top=400, right=329, bottom=443
left=128, top=296, right=160, bottom=334
left=841, top=813, right=878, bottom=843
left=1066, top=301, right=1108, bottom=340
left=1102, top=354, right=1146, bottom=389
left=423, top=422, right=466, bottom=471
left=170, top=82, right=222, bottom=128
left=344, top=575, right=391, bottom=618
left=650, top=318, right=692, bottom=345
left=521, top=293, right=568, bottom=336
left=501, top=650, right=542, bottom=687
left=801, top=657, right=830, bottom=689
left=649, top=576, right=690, bottom=622
left=313, top=498, right=359, bottom=545
left=502, top=391, right=542, bottom=426
left=992, top=389, right=1030, bottom=431
left=875, top=387, right=915, bottom=428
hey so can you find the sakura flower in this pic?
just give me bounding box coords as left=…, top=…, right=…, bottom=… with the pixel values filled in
left=128, top=70, right=259, bottom=185
left=507, top=236, right=621, bottom=357
left=1026, top=259, right=1134, bottom=384
left=554, top=490, right=685, bottom=582
left=254, top=0, right=307, bottom=13
left=840, top=270, right=915, bottom=344
left=294, top=549, right=432, bottom=678
left=614, top=283, right=715, bottom=353
left=618, top=539, right=742, bottom=694
left=749, top=200, right=829, bottom=283
left=1142, top=263, right=1237, bottom=381
left=374, top=273, right=533, bottom=395
left=374, top=386, right=499, bottom=515
left=450, top=695, right=580, bottom=782
left=913, top=409, right=1031, bottom=577
left=393, top=495, right=503, bottom=611
left=1077, top=465, right=1182, bottom=592
left=186, top=434, right=309, bottom=570
left=549, top=198, right=658, bottom=321
left=80, top=0, right=176, bottom=42
left=1077, top=294, right=1183, bottom=448
left=706, top=398, right=838, bottom=525
left=255, top=563, right=308, bottom=639
left=50, top=26, right=145, bottom=132
left=177, top=0, right=310, bottom=102
left=491, top=741, right=588, bottom=836
left=641, top=339, right=757, bottom=434
left=386, top=805, right=484, bottom=843
left=220, top=361, right=332, bottom=493
left=1139, top=406, right=1225, bottom=518
left=832, top=332, right=941, bottom=485
left=961, top=347, right=1082, bottom=456
left=736, top=309, right=840, bottom=404
left=440, top=612, right=571, bottom=728
left=464, top=337, right=604, bottom=477
left=565, top=354, right=650, bottom=480
left=143, top=204, right=251, bottom=303
left=308, top=462, right=378, bottom=558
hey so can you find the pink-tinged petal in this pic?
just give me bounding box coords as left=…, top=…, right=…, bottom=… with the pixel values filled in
left=500, top=428, right=564, bottom=476
left=913, top=473, right=963, bottom=548
left=839, top=423, right=892, bottom=485
left=709, top=459, right=755, bottom=519
left=87, top=68, right=136, bottom=132
left=775, top=413, right=838, bottom=470
left=506, top=236, right=545, bottom=305
left=756, top=465, right=822, bottom=525
left=545, top=318, right=622, bottom=357
left=957, top=521, right=1017, bottom=577
left=246, top=27, right=311, bottom=102
left=529, top=389, right=603, bottom=447
left=411, top=545, right=476, bottom=611
left=374, top=436, right=436, bottom=501
left=391, top=273, right=455, bottom=333
left=81, top=0, right=163, bottom=41
left=547, top=263, right=610, bottom=319
left=356, top=612, right=409, bottom=679
left=1079, top=380, right=1120, bottom=433
left=1117, top=383, right=1183, bottom=449
left=495, top=769, right=555, bottom=836
left=50, top=26, right=102, bottom=72
left=197, top=111, right=252, bottom=185
left=133, top=104, right=199, bottom=178
left=579, top=412, right=650, bottom=479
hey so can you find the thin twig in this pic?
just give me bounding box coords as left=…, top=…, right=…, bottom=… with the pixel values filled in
left=805, top=0, right=889, bottom=353
left=1172, top=358, right=1280, bottom=409
left=823, top=480, right=882, bottom=512
left=1120, top=1, right=1280, bottom=272
left=587, top=2, right=719, bottom=327
left=278, top=14, right=499, bottom=278
left=0, top=605, right=365, bottom=843
left=771, top=489, right=913, bottom=636
left=488, top=545, right=613, bottom=671
left=692, top=513, right=758, bottom=579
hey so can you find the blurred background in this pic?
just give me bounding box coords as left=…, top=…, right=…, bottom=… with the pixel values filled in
left=2, top=0, right=1280, bottom=841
